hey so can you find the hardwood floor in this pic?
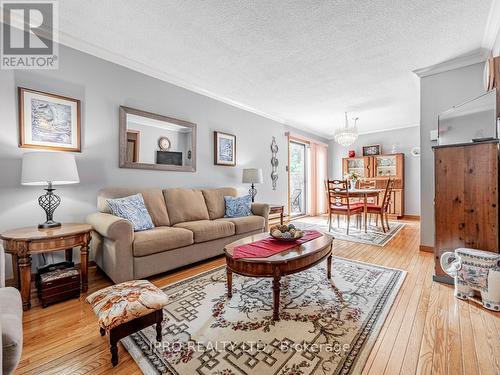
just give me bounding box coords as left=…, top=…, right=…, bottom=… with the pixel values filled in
left=16, top=219, right=500, bottom=374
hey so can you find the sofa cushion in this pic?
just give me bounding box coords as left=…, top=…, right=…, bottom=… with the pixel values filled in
left=202, top=187, right=237, bottom=219
left=107, top=194, right=155, bottom=232
left=97, top=188, right=170, bottom=226
left=174, top=220, right=235, bottom=243
left=163, top=189, right=210, bottom=225
left=0, top=287, right=23, bottom=375
left=216, top=215, right=265, bottom=234
left=133, top=227, right=194, bottom=257
left=224, top=195, right=252, bottom=218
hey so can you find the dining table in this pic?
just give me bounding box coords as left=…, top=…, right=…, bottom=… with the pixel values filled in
left=336, top=188, right=383, bottom=232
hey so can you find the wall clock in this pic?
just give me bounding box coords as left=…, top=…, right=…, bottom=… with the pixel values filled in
left=484, top=59, right=493, bottom=91
left=484, top=57, right=500, bottom=91
left=158, top=136, right=171, bottom=151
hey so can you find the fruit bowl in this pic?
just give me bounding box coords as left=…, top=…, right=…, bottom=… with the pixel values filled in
left=269, top=224, right=304, bottom=242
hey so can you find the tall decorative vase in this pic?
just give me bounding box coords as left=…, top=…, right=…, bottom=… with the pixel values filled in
left=349, top=179, right=357, bottom=190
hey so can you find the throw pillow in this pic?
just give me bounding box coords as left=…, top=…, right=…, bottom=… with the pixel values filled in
left=107, top=193, right=155, bottom=232
left=224, top=195, right=252, bottom=218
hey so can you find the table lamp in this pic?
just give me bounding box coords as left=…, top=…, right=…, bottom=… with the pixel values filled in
left=242, top=168, right=263, bottom=202
left=21, top=152, right=80, bottom=228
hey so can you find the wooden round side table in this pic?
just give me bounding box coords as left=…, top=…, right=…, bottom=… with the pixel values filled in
left=0, top=223, right=92, bottom=311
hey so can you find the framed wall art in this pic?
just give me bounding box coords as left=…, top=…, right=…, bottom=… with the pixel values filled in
left=18, top=87, right=81, bottom=152
left=362, top=144, right=381, bottom=156
left=214, top=131, right=236, bottom=166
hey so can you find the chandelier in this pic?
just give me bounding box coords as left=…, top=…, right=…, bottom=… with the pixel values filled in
left=334, top=112, right=358, bottom=147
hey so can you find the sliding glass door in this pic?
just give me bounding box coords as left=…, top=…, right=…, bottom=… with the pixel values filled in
left=289, top=141, right=307, bottom=217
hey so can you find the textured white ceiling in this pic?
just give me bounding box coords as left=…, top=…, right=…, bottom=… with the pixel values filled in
left=57, top=0, right=493, bottom=137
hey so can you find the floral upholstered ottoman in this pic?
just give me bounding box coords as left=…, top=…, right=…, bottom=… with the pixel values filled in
left=86, top=280, right=168, bottom=366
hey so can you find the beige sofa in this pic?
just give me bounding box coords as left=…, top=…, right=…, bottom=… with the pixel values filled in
left=1, top=245, right=23, bottom=375
left=87, top=187, right=270, bottom=283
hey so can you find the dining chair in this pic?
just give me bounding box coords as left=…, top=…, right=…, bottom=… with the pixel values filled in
left=324, top=180, right=331, bottom=227
left=326, top=180, right=363, bottom=235
left=358, top=178, right=378, bottom=223
left=366, top=178, right=395, bottom=233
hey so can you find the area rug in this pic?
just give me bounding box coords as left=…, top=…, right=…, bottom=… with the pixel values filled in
left=122, top=258, right=405, bottom=375
left=294, top=217, right=405, bottom=247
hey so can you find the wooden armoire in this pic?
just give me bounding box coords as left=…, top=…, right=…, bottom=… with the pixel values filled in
left=433, top=141, right=499, bottom=283
left=433, top=57, right=500, bottom=283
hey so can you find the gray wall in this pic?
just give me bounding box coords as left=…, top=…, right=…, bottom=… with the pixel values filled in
left=328, top=126, right=421, bottom=216
left=419, top=62, right=486, bottom=247
left=0, top=45, right=328, bottom=279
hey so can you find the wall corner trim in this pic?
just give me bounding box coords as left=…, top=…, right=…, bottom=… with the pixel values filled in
left=412, top=48, right=489, bottom=78
left=482, top=0, right=500, bottom=52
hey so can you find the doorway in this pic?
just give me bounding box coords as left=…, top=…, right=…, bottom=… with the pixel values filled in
left=126, top=130, right=140, bottom=163
left=287, top=133, right=329, bottom=219
left=289, top=141, right=307, bottom=217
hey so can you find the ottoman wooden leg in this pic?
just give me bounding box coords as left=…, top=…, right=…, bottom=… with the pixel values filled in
left=110, top=330, right=119, bottom=367
left=156, top=310, right=163, bottom=342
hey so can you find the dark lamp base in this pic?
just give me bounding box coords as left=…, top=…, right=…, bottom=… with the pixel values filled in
left=249, top=183, right=257, bottom=203
left=38, top=182, right=62, bottom=229
left=38, top=220, right=61, bottom=229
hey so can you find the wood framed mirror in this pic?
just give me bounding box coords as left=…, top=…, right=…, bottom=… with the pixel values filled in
left=119, top=106, right=197, bottom=172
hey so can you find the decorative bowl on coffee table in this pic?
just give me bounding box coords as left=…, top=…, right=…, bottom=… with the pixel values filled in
left=269, top=224, right=304, bottom=241
left=271, top=235, right=302, bottom=242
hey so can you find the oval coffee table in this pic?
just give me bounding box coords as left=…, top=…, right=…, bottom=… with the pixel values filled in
left=224, top=232, right=334, bottom=320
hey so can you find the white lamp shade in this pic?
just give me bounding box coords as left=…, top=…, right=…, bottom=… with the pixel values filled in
left=242, top=168, right=263, bottom=184
left=21, top=152, right=80, bottom=186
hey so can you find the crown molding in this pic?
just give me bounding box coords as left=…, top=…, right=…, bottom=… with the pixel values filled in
left=56, top=30, right=292, bottom=126
left=57, top=30, right=346, bottom=141
left=482, top=0, right=500, bottom=52
left=358, top=123, right=420, bottom=136
left=325, top=123, right=419, bottom=140
left=413, top=48, right=490, bottom=78
left=56, top=30, right=346, bottom=140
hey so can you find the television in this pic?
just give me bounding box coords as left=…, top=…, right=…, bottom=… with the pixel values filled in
left=437, top=89, right=499, bottom=146
left=156, top=151, right=182, bottom=166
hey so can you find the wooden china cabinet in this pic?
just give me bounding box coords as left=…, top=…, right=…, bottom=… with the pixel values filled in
left=342, top=153, right=405, bottom=218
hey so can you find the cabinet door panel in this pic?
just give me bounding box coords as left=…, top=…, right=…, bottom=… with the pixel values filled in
left=434, top=147, right=466, bottom=278
left=463, top=144, right=498, bottom=250
left=343, top=157, right=368, bottom=178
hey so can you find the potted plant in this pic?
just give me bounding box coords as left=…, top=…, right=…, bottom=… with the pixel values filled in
left=344, top=171, right=361, bottom=190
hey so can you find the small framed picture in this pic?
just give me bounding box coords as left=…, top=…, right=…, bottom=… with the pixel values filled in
left=214, top=131, right=236, bottom=166
left=18, top=87, right=81, bottom=152
left=362, top=144, right=381, bottom=156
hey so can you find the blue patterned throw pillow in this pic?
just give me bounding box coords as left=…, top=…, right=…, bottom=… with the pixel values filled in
left=224, top=195, right=252, bottom=218
left=107, top=194, right=154, bottom=232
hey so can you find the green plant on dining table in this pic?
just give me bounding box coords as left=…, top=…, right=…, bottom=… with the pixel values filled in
left=344, top=171, right=361, bottom=181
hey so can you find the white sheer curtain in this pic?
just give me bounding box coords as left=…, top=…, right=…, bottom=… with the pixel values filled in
left=315, top=144, right=328, bottom=215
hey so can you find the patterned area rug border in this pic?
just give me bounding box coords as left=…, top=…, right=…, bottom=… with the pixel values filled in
left=122, top=258, right=406, bottom=375
left=295, top=218, right=405, bottom=247
left=337, top=257, right=405, bottom=373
